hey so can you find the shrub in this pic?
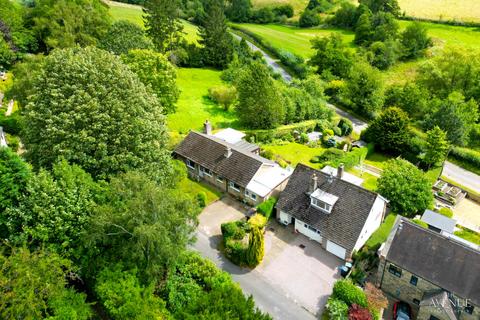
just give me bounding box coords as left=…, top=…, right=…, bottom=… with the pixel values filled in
left=299, top=10, right=321, bottom=27
left=449, top=147, right=480, bottom=169
left=412, top=219, right=428, bottom=228
left=249, top=214, right=267, bottom=228
left=5, top=134, right=19, bottom=152
left=299, top=132, right=309, bottom=144
left=348, top=304, right=373, bottom=320
left=197, top=192, right=207, bottom=208
left=0, top=112, right=22, bottom=135
left=326, top=297, right=349, bottom=320
left=333, top=126, right=342, bottom=136
left=245, top=226, right=264, bottom=267
left=325, top=137, right=337, bottom=148
left=332, top=280, right=368, bottom=307
left=316, top=148, right=345, bottom=163
left=338, top=118, right=353, bottom=136
left=208, top=85, right=237, bottom=111
left=260, top=149, right=274, bottom=160
left=328, top=146, right=369, bottom=170
left=438, top=207, right=453, bottom=218
left=221, top=221, right=248, bottom=240
left=323, top=129, right=334, bottom=137
left=273, top=5, right=294, bottom=18
left=257, top=197, right=277, bottom=219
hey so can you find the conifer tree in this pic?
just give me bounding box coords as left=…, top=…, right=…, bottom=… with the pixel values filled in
left=143, top=0, right=184, bottom=53
left=246, top=226, right=264, bottom=267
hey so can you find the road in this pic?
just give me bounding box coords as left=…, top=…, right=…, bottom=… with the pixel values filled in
left=192, top=231, right=317, bottom=320
left=231, top=32, right=368, bottom=134
left=442, top=161, right=480, bottom=194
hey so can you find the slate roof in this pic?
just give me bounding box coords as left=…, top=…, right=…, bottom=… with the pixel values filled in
left=420, top=291, right=458, bottom=320
left=386, top=219, right=480, bottom=306
left=276, top=164, right=380, bottom=251
left=421, top=209, right=456, bottom=234
left=174, top=131, right=272, bottom=187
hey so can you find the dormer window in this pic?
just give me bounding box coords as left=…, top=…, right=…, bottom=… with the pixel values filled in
left=310, top=189, right=338, bottom=214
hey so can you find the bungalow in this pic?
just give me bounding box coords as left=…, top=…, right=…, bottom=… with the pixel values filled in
left=173, top=122, right=292, bottom=206
left=276, top=164, right=387, bottom=260
left=376, top=217, right=480, bottom=320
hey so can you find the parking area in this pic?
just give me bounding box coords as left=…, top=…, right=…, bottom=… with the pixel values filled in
left=198, top=196, right=342, bottom=316
left=452, top=198, right=480, bottom=232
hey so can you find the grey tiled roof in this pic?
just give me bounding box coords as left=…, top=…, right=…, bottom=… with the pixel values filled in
left=387, top=219, right=480, bottom=306
left=420, top=291, right=458, bottom=320
left=174, top=131, right=271, bottom=187
left=277, top=164, right=379, bottom=251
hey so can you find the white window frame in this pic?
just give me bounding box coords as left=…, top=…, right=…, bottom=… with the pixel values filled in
left=216, top=176, right=224, bottom=183
left=311, top=198, right=332, bottom=213
left=229, top=181, right=240, bottom=192
left=186, top=159, right=195, bottom=169
left=245, top=190, right=257, bottom=201
left=200, top=166, right=212, bottom=177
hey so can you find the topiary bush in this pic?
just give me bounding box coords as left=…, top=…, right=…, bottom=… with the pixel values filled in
left=256, top=197, right=277, bottom=220
left=332, top=280, right=368, bottom=308
left=197, top=192, right=207, bottom=208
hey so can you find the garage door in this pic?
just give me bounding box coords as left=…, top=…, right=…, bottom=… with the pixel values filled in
left=326, top=241, right=347, bottom=260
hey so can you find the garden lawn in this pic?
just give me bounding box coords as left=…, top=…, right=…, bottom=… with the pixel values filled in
left=363, top=152, right=392, bottom=170
left=454, top=226, right=480, bottom=245
left=261, top=142, right=325, bottom=168
left=178, top=177, right=221, bottom=206
left=107, top=0, right=198, bottom=43
left=168, top=68, right=240, bottom=135
left=348, top=168, right=378, bottom=191
left=365, top=213, right=397, bottom=248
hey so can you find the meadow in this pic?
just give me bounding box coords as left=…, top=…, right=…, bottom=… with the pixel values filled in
left=252, top=0, right=480, bottom=23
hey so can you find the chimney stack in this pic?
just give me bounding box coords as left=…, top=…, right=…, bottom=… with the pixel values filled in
left=203, top=120, right=212, bottom=135
left=309, top=173, right=318, bottom=193
left=337, top=164, right=344, bottom=179
left=327, top=172, right=334, bottom=184
left=225, top=146, right=232, bottom=158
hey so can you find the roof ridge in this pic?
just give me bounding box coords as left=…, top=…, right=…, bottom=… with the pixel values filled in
left=191, top=130, right=273, bottom=164
left=296, top=163, right=380, bottom=197
left=401, top=218, right=480, bottom=254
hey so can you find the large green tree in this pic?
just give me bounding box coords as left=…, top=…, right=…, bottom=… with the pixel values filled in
left=99, top=20, right=153, bottom=55
left=342, top=62, right=384, bottom=118
left=84, top=172, right=199, bottom=284
left=384, top=82, right=429, bottom=118
left=310, top=34, right=354, bottom=79
left=401, top=22, right=432, bottom=59
left=199, top=0, right=234, bottom=69
left=362, top=107, right=411, bottom=155
left=3, top=160, right=103, bottom=258
left=377, top=159, right=434, bottom=216
left=143, top=0, right=184, bottom=53
left=0, top=148, right=30, bottom=213
left=425, top=92, right=479, bottom=146
left=226, top=0, right=252, bottom=22
left=29, top=0, right=111, bottom=51
left=423, top=126, right=449, bottom=168
left=21, top=47, right=173, bottom=183
left=0, top=247, right=92, bottom=319
left=122, top=49, right=179, bottom=114
left=236, top=61, right=285, bottom=129
left=359, top=0, right=401, bottom=16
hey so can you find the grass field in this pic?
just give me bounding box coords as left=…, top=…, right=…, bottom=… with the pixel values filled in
left=106, top=0, right=199, bottom=43
left=261, top=142, right=325, bottom=168
left=168, top=68, right=239, bottom=135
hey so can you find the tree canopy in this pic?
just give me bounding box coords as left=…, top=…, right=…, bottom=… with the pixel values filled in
left=122, top=49, right=180, bottom=114
left=377, top=159, right=434, bottom=217
left=0, top=148, right=30, bottom=213
left=99, top=20, right=153, bottom=55
left=21, top=47, right=173, bottom=183
left=310, top=34, right=354, bottom=79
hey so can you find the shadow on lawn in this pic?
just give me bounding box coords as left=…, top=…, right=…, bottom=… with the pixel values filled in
left=202, top=95, right=242, bottom=129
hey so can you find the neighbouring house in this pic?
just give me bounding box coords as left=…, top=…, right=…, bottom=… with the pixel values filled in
left=275, top=163, right=387, bottom=260
left=377, top=217, right=480, bottom=320
left=321, top=165, right=364, bottom=186
left=0, top=126, right=7, bottom=147
left=433, top=180, right=467, bottom=207
left=421, top=209, right=457, bottom=234
left=173, top=121, right=292, bottom=206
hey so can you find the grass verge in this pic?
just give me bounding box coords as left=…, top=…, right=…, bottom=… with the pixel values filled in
left=365, top=213, right=397, bottom=248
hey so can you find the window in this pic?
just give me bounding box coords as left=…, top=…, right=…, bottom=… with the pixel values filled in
left=410, top=276, right=418, bottom=286
left=229, top=182, right=240, bottom=192
left=429, top=316, right=440, bottom=320
left=465, top=303, right=474, bottom=315
left=311, top=198, right=332, bottom=212
left=217, top=176, right=224, bottom=183
left=413, top=299, right=420, bottom=305
left=251, top=193, right=257, bottom=201
left=200, top=166, right=212, bottom=177
left=305, top=224, right=321, bottom=235
left=388, top=264, right=402, bottom=277
left=186, top=159, right=195, bottom=169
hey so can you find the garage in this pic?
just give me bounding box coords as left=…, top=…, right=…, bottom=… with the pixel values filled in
left=326, top=241, right=347, bottom=260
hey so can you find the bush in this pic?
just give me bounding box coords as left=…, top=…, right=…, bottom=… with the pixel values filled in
left=338, top=118, right=353, bottom=136
left=249, top=214, right=267, bottom=228
left=257, top=197, right=277, bottom=219
left=449, top=147, right=480, bottom=169
left=221, top=221, right=248, bottom=240
left=326, top=297, right=349, bottom=320
left=333, top=126, right=342, bottom=136
left=332, top=280, right=368, bottom=308
left=316, top=148, right=345, bottom=163
left=273, top=5, right=294, bottom=18
left=208, top=85, right=237, bottom=111
left=348, top=304, right=373, bottom=320
left=5, top=134, right=19, bottom=152
left=197, top=192, right=207, bottom=208
left=325, top=137, right=337, bottom=148
left=0, top=112, right=22, bottom=135
left=438, top=207, right=453, bottom=218
left=299, top=10, right=321, bottom=27
left=412, top=219, right=428, bottom=228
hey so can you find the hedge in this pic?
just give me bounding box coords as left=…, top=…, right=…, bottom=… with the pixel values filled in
left=256, top=197, right=277, bottom=220
left=332, top=279, right=368, bottom=308
left=245, top=119, right=331, bottom=143
left=325, top=144, right=373, bottom=170
left=449, top=147, right=480, bottom=170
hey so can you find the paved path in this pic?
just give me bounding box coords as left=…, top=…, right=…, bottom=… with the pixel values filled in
left=442, top=161, right=480, bottom=194
left=192, top=231, right=317, bottom=320
left=327, top=103, right=368, bottom=134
